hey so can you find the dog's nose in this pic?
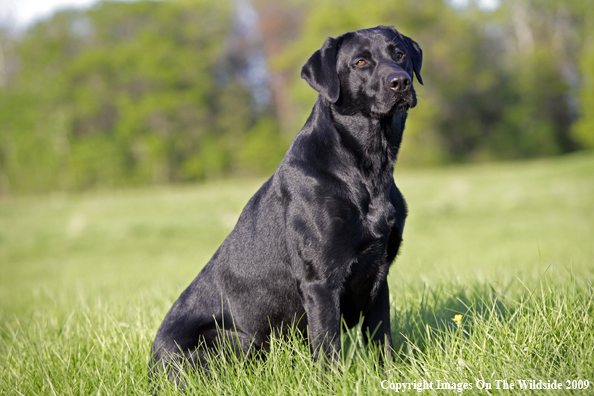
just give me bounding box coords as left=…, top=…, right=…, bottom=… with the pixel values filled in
left=388, top=72, right=411, bottom=93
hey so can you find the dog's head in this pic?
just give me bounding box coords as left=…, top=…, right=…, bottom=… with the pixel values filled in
left=301, top=26, right=423, bottom=117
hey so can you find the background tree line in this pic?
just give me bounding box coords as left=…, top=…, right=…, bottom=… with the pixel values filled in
left=0, top=0, right=592, bottom=194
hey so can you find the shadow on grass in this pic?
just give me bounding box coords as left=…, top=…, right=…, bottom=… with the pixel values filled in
left=390, top=280, right=517, bottom=361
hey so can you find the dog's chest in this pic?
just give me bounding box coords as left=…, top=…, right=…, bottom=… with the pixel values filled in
left=342, top=195, right=396, bottom=304
left=363, top=192, right=397, bottom=238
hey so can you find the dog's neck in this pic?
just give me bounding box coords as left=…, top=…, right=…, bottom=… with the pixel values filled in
left=326, top=98, right=406, bottom=182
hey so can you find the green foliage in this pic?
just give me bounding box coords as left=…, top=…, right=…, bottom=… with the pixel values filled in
left=572, top=24, right=594, bottom=148
left=1, top=0, right=593, bottom=193
left=238, top=116, right=287, bottom=175
left=0, top=0, right=287, bottom=193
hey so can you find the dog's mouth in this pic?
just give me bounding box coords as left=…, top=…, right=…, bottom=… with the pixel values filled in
left=385, top=93, right=417, bottom=115
left=391, top=101, right=413, bottom=114
left=343, top=86, right=417, bottom=118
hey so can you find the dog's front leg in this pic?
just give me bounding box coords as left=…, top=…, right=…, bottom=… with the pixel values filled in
left=362, top=281, right=393, bottom=361
left=300, top=282, right=341, bottom=362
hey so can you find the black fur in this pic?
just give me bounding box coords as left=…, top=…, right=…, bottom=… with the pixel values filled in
left=150, top=25, right=423, bottom=383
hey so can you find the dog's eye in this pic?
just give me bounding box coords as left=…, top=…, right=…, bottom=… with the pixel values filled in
left=355, top=59, right=366, bottom=66
left=395, top=52, right=404, bottom=60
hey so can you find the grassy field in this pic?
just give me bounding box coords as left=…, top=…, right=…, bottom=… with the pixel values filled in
left=1, top=152, right=593, bottom=395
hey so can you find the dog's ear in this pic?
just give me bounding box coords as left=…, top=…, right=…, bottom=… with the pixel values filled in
left=402, top=35, right=423, bottom=85
left=301, top=37, right=341, bottom=103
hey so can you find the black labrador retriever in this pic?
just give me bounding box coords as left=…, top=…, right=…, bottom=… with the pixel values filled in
left=151, top=25, right=422, bottom=382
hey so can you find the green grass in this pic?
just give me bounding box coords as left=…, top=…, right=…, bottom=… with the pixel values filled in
left=1, top=152, right=593, bottom=395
